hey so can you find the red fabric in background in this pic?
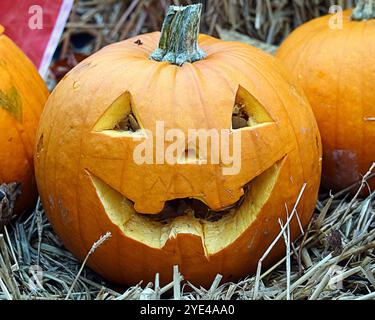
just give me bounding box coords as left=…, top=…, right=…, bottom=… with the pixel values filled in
left=0, top=0, right=65, bottom=70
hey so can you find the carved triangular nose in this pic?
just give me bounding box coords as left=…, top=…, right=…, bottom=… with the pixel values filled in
left=178, top=148, right=198, bottom=164
left=177, top=138, right=202, bottom=164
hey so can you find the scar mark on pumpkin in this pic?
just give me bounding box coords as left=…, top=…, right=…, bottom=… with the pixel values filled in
left=0, top=59, right=7, bottom=68
left=69, top=62, right=92, bottom=77
left=148, top=176, right=169, bottom=194
left=0, top=86, right=23, bottom=122
left=166, top=173, right=197, bottom=196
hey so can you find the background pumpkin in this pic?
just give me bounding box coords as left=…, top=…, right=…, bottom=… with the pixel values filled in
left=0, top=25, right=49, bottom=220
left=35, top=4, right=322, bottom=287
left=276, top=0, right=375, bottom=192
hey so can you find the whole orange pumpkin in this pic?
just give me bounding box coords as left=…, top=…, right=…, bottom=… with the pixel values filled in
left=35, top=5, right=322, bottom=287
left=276, top=1, right=375, bottom=192
left=0, top=25, right=48, bottom=217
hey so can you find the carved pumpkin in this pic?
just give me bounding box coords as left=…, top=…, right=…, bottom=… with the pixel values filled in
left=276, top=1, right=375, bottom=191
left=35, top=5, right=322, bottom=286
left=0, top=25, right=48, bottom=216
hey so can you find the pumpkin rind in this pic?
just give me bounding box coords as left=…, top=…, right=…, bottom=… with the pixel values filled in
left=276, top=10, right=375, bottom=191
left=35, top=29, right=322, bottom=286
left=0, top=26, right=49, bottom=215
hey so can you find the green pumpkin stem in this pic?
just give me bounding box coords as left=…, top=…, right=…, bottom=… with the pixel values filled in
left=150, top=4, right=206, bottom=66
left=352, top=0, right=375, bottom=20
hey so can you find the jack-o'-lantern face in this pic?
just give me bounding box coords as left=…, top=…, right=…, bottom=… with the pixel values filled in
left=35, top=5, right=321, bottom=287
left=87, top=84, right=280, bottom=216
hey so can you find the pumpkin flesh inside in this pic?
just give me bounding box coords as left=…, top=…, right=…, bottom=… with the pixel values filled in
left=90, top=157, right=283, bottom=256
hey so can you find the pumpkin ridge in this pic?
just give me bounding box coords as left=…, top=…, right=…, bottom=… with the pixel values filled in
left=0, top=84, right=34, bottom=187
left=294, top=19, right=346, bottom=165
left=277, top=18, right=330, bottom=79
left=333, top=22, right=357, bottom=157
left=184, top=63, right=226, bottom=209
left=353, top=18, right=368, bottom=172
left=74, top=70, right=117, bottom=260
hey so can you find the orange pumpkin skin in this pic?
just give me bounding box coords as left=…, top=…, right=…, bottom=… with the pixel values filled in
left=0, top=25, right=49, bottom=215
left=276, top=10, right=375, bottom=192
left=35, top=31, right=321, bottom=287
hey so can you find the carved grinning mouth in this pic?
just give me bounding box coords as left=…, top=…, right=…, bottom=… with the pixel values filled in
left=139, top=187, right=250, bottom=224
left=88, top=156, right=285, bottom=256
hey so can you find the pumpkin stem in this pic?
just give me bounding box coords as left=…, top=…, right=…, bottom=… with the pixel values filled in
left=150, top=4, right=206, bottom=66
left=352, top=0, right=375, bottom=20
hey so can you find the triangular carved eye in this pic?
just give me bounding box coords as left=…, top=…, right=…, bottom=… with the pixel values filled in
left=93, top=92, right=141, bottom=132
left=232, top=85, right=274, bottom=130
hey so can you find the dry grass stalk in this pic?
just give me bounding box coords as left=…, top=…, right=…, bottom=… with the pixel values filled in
left=65, top=232, right=112, bottom=300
